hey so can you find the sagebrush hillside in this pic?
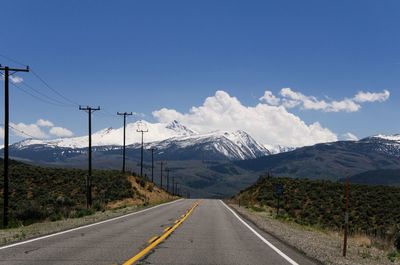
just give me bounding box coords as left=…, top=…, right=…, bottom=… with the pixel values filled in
left=0, top=159, right=171, bottom=227
left=235, top=176, right=400, bottom=241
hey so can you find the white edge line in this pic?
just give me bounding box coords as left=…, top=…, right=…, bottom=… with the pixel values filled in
left=0, top=199, right=184, bottom=250
left=220, top=200, right=299, bottom=265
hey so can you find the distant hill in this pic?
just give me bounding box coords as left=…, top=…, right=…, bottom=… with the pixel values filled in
left=235, top=137, right=400, bottom=181
left=343, top=169, right=400, bottom=186
left=0, top=159, right=171, bottom=227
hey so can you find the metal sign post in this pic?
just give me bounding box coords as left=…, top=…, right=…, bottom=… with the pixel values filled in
left=275, top=184, right=284, bottom=216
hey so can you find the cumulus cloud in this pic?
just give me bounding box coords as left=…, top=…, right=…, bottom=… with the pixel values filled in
left=49, top=127, right=74, bottom=137
left=36, top=119, right=54, bottom=127
left=262, top=88, right=390, bottom=112
left=10, top=122, right=48, bottom=139
left=342, top=132, right=358, bottom=141
left=153, top=90, right=338, bottom=147
left=9, top=119, right=74, bottom=140
left=280, top=88, right=362, bottom=112
left=353, top=89, right=390, bottom=103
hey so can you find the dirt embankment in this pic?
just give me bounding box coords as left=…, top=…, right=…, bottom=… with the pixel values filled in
left=106, top=175, right=176, bottom=209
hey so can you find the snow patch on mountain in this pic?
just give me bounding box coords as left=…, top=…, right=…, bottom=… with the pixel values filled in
left=264, top=144, right=296, bottom=154
left=372, top=134, right=400, bottom=142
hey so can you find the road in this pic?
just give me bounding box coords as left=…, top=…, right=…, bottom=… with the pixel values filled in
left=0, top=199, right=319, bottom=265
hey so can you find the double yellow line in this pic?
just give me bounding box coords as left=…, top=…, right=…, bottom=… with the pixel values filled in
left=122, top=201, right=199, bottom=265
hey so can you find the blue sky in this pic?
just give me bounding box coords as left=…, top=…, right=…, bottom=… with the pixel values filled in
left=0, top=0, right=399, bottom=146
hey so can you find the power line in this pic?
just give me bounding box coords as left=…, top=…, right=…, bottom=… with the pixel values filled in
left=11, top=82, right=71, bottom=107
left=30, top=69, right=81, bottom=106
left=1, top=72, right=70, bottom=107
left=8, top=124, right=38, bottom=139
left=98, top=109, right=119, bottom=118
left=20, top=81, right=74, bottom=107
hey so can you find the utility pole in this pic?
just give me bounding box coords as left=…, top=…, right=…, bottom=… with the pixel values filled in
left=137, top=126, right=148, bottom=177
left=149, top=148, right=156, bottom=183
left=175, top=183, right=179, bottom=197
left=172, top=176, right=175, bottom=196
left=159, top=161, right=166, bottom=189
left=117, top=112, right=132, bottom=173
left=343, top=176, right=350, bottom=257
left=166, top=168, right=170, bottom=192
left=0, top=65, right=29, bottom=228
left=79, top=105, right=100, bottom=209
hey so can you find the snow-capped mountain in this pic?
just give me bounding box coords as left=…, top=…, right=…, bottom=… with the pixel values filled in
left=147, top=130, right=270, bottom=160
left=8, top=120, right=270, bottom=162
left=14, top=120, right=197, bottom=149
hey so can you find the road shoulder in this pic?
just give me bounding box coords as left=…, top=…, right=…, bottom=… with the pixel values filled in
left=228, top=203, right=397, bottom=265
left=0, top=199, right=181, bottom=247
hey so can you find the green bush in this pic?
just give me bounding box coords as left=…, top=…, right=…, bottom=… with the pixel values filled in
left=0, top=159, right=141, bottom=227
left=237, top=176, right=400, bottom=240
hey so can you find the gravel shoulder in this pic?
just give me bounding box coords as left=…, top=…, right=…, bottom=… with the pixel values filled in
left=0, top=198, right=178, bottom=247
left=229, top=203, right=400, bottom=265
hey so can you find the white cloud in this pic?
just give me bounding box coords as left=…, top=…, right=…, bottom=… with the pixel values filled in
left=9, top=119, right=74, bottom=140
left=0, top=127, right=3, bottom=140
left=279, top=88, right=361, bottom=112
left=49, top=127, right=74, bottom=137
left=10, top=122, right=48, bottom=139
left=37, top=119, right=54, bottom=127
left=259, top=91, right=281, bottom=106
left=261, top=88, right=390, bottom=112
left=133, top=112, right=146, bottom=118
left=342, top=132, right=358, bottom=141
left=153, top=90, right=338, bottom=147
left=353, top=89, right=390, bottom=103
left=9, top=75, right=23, bottom=84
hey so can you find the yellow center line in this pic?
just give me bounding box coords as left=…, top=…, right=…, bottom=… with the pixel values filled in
left=147, top=236, right=159, bottom=244
left=162, top=226, right=171, bottom=233
left=122, top=201, right=199, bottom=265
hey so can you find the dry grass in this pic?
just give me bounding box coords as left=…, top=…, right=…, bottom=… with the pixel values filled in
left=352, top=234, right=372, bottom=248
left=106, top=175, right=176, bottom=210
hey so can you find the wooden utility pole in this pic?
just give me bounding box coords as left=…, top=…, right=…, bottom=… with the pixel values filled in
left=172, top=176, right=175, bottom=195
left=166, top=168, right=170, bottom=192
left=343, top=176, right=350, bottom=257
left=0, top=64, right=29, bottom=228
left=150, top=148, right=156, bottom=183
left=137, top=127, right=148, bottom=177
left=117, top=112, right=132, bottom=173
left=79, top=105, right=100, bottom=209
left=159, top=161, right=166, bottom=189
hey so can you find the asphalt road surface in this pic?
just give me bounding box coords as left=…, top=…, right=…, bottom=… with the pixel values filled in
left=0, top=199, right=319, bottom=265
